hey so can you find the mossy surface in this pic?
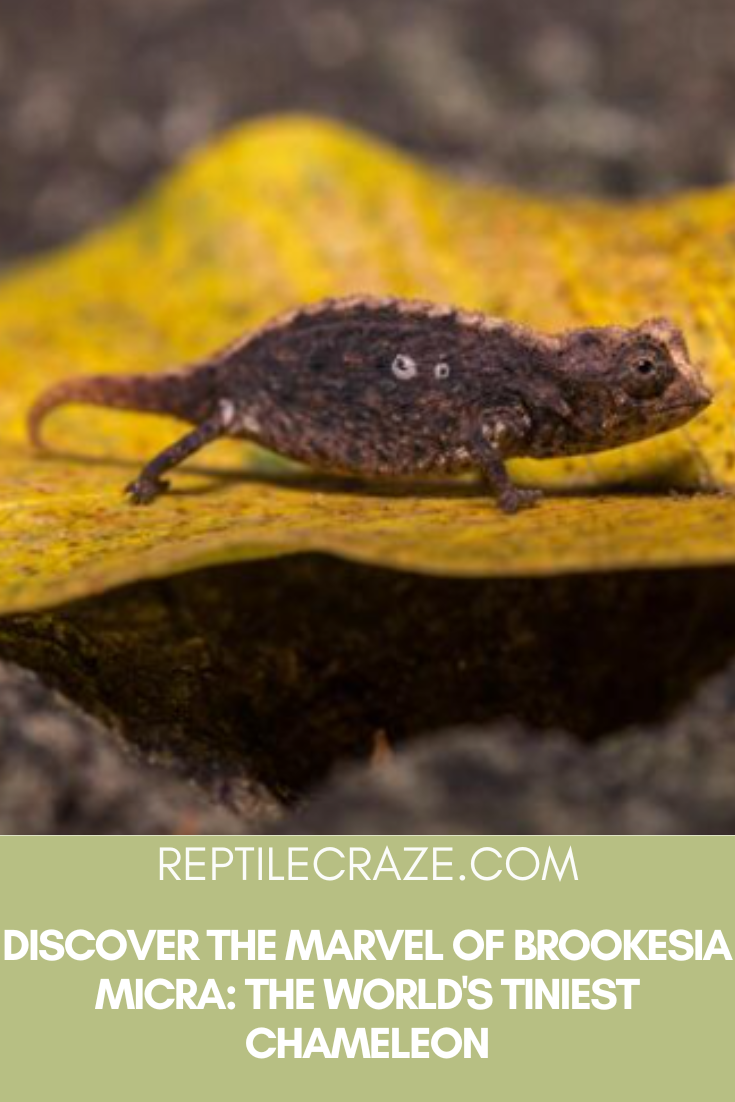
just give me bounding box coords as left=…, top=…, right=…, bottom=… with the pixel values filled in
left=3, top=554, right=735, bottom=798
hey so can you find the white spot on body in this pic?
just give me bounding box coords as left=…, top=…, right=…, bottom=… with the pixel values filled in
left=434, top=361, right=451, bottom=380
left=218, top=399, right=237, bottom=428
left=392, top=353, right=418, bottom=380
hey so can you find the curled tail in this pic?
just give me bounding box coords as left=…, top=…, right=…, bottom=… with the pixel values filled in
left=27, top=366, right=216, bottom=449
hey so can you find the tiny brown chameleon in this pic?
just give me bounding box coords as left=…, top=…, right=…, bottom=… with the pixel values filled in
left=28, top=295, right=712, bottom=514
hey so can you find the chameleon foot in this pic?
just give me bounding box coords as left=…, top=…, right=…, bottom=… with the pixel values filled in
left=125, top=477, right=170, bottom=505
left=498, top=486, right=543, bottom=515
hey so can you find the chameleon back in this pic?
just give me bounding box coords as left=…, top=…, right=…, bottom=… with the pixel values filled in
left=222, top=296, right=536, bottom=476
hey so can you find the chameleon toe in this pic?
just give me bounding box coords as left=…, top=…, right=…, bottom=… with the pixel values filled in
left=125, top=478, right=169, bottom=505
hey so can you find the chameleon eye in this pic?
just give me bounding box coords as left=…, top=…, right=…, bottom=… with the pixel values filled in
left=391, top=354, right=418, bottom=380
left=434, top=362, right=451, bottom=380
left=621, top=343, right=674, bottom=398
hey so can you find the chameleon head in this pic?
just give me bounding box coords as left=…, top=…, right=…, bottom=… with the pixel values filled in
left=556, top=317, right=712, bottom=453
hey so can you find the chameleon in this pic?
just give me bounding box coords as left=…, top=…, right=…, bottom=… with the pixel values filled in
left=27, top=294, right=712, bottom=514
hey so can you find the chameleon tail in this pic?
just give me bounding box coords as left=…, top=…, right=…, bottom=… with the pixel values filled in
left=27, top=367, right=215, bottom=449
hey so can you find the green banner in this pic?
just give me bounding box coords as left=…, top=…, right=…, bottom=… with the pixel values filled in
left=0, top=838, right=731, bottom=1099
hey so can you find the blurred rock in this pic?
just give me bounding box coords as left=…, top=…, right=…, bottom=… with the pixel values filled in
left=0, top=661, right=281, bottom=833
left=3, top=0, right=735, bottom=264
left=286, top=654, right=735, bottom=834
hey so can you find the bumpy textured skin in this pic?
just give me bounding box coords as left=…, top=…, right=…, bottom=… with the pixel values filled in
left=28, top=295, right=712, bottom=513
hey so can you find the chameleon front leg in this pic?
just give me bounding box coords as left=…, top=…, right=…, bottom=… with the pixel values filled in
left=125, top=400, right=236, bottom=504
left=472, top=409, right=542, bottom=515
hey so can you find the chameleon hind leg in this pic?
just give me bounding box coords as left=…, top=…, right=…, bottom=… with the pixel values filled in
left=125, top=400, right=236, bottom=504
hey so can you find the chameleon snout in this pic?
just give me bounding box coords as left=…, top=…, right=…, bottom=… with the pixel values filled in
left=681, top=361, right=713, bottom=411
left=690, top=373, right=713, bottom=412
left=697, top=377, right=714, bottom=407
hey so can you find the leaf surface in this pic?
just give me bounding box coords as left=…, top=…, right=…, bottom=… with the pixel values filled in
left=2, top=115, right=735, bottom=613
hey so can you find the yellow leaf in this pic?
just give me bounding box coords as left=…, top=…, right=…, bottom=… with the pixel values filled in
left=2, top=114, right=735, bottom=615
